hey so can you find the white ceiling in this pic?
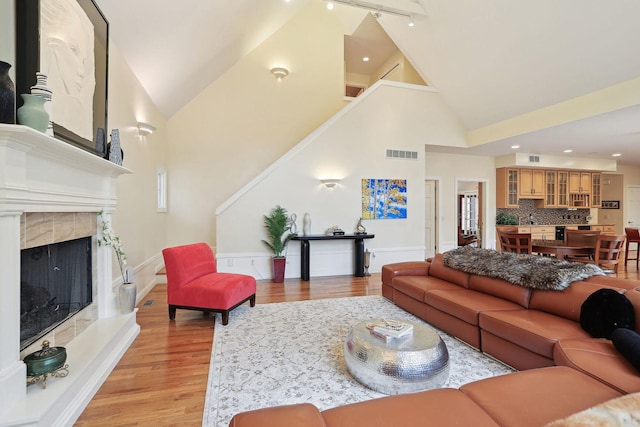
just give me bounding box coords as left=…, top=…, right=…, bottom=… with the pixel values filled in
left=94, top=0, right=640, bottom=167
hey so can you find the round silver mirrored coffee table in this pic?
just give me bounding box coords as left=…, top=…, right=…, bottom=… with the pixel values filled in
left=344, top=319, right=449, bottom=395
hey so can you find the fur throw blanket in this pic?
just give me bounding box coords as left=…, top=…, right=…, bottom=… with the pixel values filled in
left=442, top=246, right=605, bottom=291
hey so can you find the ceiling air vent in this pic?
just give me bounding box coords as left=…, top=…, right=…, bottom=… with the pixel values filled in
left=528, top=155, right=540, bottom=163
left=386, top=149, right=418, bottom=160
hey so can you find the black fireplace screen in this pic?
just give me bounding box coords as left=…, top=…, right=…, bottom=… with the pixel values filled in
left=20, top=237, right=92, bottom=350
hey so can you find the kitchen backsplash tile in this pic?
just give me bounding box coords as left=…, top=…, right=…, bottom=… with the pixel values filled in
left=496, top=199, right=590, bottom=225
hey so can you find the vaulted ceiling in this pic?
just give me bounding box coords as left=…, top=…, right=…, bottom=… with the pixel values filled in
left=94, top=0, right=640, bottom=166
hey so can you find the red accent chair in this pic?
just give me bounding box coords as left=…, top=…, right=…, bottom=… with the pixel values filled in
left=162, top=243, right=256, bottom=325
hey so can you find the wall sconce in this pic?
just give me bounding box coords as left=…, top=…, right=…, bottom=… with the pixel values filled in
left=137, top=121, right=156, bottom=136
left=271, top=67, right=289, bottom=81
left=320, top=179, right=341, bottom=189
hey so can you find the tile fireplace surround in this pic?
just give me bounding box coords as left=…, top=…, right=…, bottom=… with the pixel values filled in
left=0, top=124, right=140, bottom=426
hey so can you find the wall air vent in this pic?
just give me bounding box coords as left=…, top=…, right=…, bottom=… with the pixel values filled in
left=386, top=149, right=418, bottom=160
left=528, top=155, right=540, bottom=163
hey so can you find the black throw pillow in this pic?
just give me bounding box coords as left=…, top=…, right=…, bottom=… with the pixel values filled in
left=579, top=288, right=635, bottom=339
left=611, top=328, right=640, bottom=373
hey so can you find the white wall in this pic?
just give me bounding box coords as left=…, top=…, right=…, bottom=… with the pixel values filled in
left=425, top=152, right=497, bottom=251
left=0, top=2, right=15, bottom=77
left=99, top=43, right=168, bottom=298
left=216, top=82, right=467, bottom=278
left=166, top=0, right=346, bottom=248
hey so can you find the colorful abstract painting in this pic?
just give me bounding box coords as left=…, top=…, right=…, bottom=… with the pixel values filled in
left=361, top=179, right=407, bottom=219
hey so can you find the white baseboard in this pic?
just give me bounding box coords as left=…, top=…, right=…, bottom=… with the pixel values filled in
left=215, top=247, right=426, bottom=279
left=113, top=253, right=164, bottom=303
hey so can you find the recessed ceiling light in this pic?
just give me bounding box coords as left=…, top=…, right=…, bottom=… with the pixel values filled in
left=326, top=1, right=334, bottom=10
left=511, top=145, right=520, bottom=149
left=362, top=57, right=370, bottom=62
left=563, top=149, right=573, bottom=153
left=612, top=153, right=622, bottom=157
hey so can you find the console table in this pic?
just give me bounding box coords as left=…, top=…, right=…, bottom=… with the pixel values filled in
left=292, top=234, right=375, bottom=281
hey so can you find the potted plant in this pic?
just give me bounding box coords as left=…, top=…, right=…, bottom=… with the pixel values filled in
left=496, top=213, right=518, bottom=225
left=262, top=205, right=297, bottom=283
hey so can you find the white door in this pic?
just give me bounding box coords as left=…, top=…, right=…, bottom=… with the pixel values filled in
left=626, top=185, right=640, bottom=227
left=425, top=180, right=438, bottom=258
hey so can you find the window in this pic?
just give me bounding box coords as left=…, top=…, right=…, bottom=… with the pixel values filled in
left=459, top=192, right=478, bottom=235
left=157, top=169, right=167, bottom=212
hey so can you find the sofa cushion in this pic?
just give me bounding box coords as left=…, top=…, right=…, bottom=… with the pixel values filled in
left=426, top=289, right=523, bottom=325
left=612, top=328, right=640, bottom=374
left=623, top=287, right=640, bottom=334
left=381, top=261, right=430, bottom=286
left=468, top=275, right=531, bottom=308
left=321, top=388, right=500, bottom=427
left=461, top=366, right=622, bottom=427
left=392, top=275, right=462, bottom=301
left=529, top=281, right=624, bottom=322
left=580, top=289, right=635, bottom=339
left=169, top=272, right=256, bottom=309
left=585, top=275, right=640, bottom=291
left=229, top=403, right=326, bottom=427
left=479, top=309, right=591, bottom=359
left=554, top=337, right=640, bottom=394
left=544, top=392, right=640, bottom=427
left=427, top=253, right=470, bottom=288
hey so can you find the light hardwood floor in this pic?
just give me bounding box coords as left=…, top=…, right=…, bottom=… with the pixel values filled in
left=75, top=273, right=382, bottom=426
left=76, top=262, right=640, bottom=426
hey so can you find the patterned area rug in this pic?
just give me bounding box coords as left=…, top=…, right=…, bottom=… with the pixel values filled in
left=202, top=296, right=515, bottom=427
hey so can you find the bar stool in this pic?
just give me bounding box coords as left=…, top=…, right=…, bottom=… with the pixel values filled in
left=624, top=227, right=640, bottom=268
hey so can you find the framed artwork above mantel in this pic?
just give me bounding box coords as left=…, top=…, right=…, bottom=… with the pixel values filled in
left=15, top=0, right=109, bottom=156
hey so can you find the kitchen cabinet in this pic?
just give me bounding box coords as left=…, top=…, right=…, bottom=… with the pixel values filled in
left=569, top=193, right=589, bottom=208
left=496, top=167, right=602, bottom=208
left=591, top=173, right=602, bottom=208
left=496, top=168, right=519, bottom=208
left=543, top=170, right=557, bottom=207
left=569, top=172, right=591, bottom=194
left=519, top=169, right=545, bottom=199
left=557, top=171, right=569, bottom=207
left=528, top=225, right=554, bottom=240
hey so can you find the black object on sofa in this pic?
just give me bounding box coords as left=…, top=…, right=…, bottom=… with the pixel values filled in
left=580, top=288, right=635, bottom=339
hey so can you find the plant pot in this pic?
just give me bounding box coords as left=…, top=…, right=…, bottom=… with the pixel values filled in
left=272, top=257, right=286, bottom=283
left=119, top=282, right=137, bottom=314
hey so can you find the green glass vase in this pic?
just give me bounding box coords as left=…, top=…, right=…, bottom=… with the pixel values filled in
left=17, top=93, right=49, bottom=133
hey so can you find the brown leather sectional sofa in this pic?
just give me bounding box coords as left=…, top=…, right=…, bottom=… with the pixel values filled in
left=229, top=253, right=640, bottom=427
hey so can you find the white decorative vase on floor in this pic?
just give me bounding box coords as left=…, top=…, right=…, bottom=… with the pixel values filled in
left=119, top=282, right=136, bottom=314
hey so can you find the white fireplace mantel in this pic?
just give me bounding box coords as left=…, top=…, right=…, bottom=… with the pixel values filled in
left=0, top=124, right=140, bottom=426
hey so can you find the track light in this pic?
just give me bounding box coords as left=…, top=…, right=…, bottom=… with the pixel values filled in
left=325, top=0, right=425, bottom=20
